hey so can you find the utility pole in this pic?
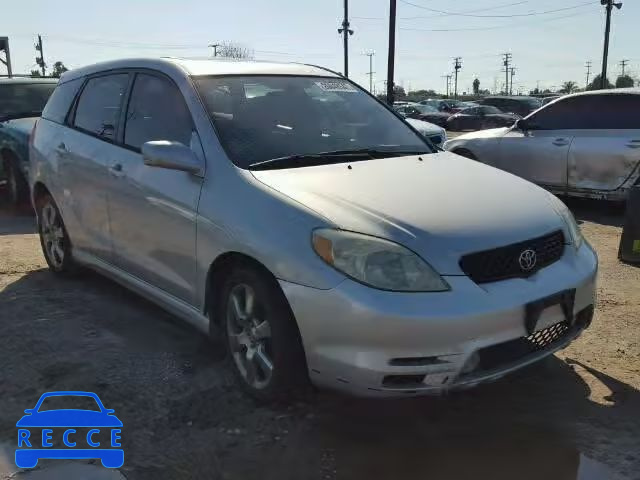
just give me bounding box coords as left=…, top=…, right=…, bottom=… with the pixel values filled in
left=453, top=57, right=462, bottom=98
left=510, top=67, right=516, bottom=95
left=0, top=37, right=12, bottom=77
left=338, top=0, right=354, bottom=77
left=585, top=61, right=592, bottom=87
left=209, top=43, right=221, bottom=57
left=502, top=53, right=512, bottom=95
left=441, top=74, right=452, bottom=97
left=386, top=0, right=397, bottom=105
left=365, top=51, right=375, bottom=92
left=600, top=0, right=622, bottom=89
left=35, top=34, right=46, bottom=77
left=620, top=59, right=629, bottom=76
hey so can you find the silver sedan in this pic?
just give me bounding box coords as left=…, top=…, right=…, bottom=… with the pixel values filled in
left=444, top=89, right=640, bottom=202
left=30, top=58, right=597, bottom=399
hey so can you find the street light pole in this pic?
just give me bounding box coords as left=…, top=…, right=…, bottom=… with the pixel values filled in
left=338, top=0, right=354, bottom=77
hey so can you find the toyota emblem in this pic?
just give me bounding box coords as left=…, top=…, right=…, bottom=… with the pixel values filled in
left=518, top=249, right=537, bottom=272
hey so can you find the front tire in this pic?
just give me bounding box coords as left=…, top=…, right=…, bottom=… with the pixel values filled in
left=218, top=265, right=308, bottom=401
left=37, top=193, right=76, bottom=274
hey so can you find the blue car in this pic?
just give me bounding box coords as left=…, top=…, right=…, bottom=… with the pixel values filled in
left=15, top=391, right=123, bottom=469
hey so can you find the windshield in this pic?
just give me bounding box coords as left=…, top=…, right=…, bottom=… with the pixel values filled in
left=195, top=76, right=432, bottom=168
left=37, top=395, right=101, bottom=412
left=0, top=83, right=57, bottom=118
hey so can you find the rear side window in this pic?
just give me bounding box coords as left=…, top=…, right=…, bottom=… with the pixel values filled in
left=42, top=78, right=82, bottom=124
left=123, top=73, right=193, bottom=150
left=528, top=95, right=640, bottom=130
left=73, top=74, right=129, bottom=141
left=578, top=95, right=640, bottom=129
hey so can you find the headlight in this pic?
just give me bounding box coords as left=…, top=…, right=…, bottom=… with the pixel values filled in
left=312, top=229, right=449, bottom=292
left=549, top=196, right=583, bottom=250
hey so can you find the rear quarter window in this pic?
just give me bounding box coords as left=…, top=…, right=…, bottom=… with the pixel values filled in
left=42, top=78, right=83, bottom=124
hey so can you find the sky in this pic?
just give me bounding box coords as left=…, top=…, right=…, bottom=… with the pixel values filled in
left=2, top=0, right=639, bottom=95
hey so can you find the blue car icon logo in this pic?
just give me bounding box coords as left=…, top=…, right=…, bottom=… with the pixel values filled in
left=15, top=391, right=123, bottom=469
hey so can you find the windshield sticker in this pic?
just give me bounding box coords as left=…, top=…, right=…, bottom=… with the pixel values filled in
left=315, top=80, right=357, bottom=93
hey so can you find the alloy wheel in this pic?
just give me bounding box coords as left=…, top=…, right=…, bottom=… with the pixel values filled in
left=40, top=202, right=65, bottom=269
left=226, top=283, right=274, bottom=389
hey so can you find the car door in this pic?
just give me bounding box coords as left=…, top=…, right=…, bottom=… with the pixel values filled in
left=568, top=94, right=640, bottom=192
left=106, top=72, right=203, bottom=304
left=495, top=98, right=580, bottom=189
left=61, top=73, right=130, bottom=261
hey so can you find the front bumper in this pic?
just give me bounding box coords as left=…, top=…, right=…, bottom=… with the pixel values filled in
left=280, top=241, right=597, bottom=397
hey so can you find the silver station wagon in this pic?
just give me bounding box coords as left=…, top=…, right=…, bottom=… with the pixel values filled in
left=30, top=58, right=597, bottom=399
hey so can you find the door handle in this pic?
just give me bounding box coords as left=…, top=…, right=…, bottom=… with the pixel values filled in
left=55, top=142, right=69, bottom=154
left=552, top=138, right=569, bottom=146
left=109, top=163, right=125, bottom=177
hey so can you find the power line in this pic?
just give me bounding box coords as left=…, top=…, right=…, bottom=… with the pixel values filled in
left=396, top=10, right=598, bottom=33
left=353, top=1, right=532, bottom=20
left=398, top=0, right=595, bottom=18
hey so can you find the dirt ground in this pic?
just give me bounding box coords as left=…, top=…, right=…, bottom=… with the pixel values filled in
left=0, top=198, right=638, bottom=480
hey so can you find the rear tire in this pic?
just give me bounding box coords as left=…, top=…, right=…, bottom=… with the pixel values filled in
left=217, top=264, right=308, bottom=402
left=4, top=157, right=28, bottom=206
left=36, top=193, right=76, bottom=274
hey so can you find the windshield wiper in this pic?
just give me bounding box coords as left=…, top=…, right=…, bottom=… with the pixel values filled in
left=248, top=148, right=430, bottom=171
left=0, top=111, right=43, bottom=122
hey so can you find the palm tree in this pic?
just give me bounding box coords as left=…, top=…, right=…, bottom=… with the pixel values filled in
left=559, top=81, right=579, bottom=94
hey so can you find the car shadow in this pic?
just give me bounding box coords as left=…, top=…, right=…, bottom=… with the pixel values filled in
left=562, top=196, right=626, bottom=228
left=0, top=206, right=36, bottom=235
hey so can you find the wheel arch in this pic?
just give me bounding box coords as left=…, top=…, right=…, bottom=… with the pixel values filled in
left=204, top=252, right=284, bottom=329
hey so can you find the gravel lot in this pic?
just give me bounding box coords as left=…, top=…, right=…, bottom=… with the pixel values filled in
left=0, top=198, right=638, bottom=480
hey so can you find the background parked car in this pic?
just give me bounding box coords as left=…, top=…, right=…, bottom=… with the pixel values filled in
left=444, top=89, right=640, bottom=201
left=394, top=104, right=451, bottom=128
left=447, top=105, right=520, bottom=131
left=0, top=77, right=58, bottom=205
left=404, top=117, right=447, bottom=147
left=419, top=99, right=458, bottom=113
left=479, top=96, right=542, bottom=117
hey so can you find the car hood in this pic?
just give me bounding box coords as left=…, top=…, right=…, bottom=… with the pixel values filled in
left=16, top=410, right=123, bottom=427
left=450, top=127, right=510, bottom=141
left=405, top=118, right=444, bottom=136
left=0, top=117, right=37, bottom=136
left=250, top=152, right=567, bottom=275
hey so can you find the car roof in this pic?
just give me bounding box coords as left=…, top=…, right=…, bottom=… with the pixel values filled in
left=559, top=87, right=640, bottom=99
left=0, top=77, right=58, bottom=84
left=59, top=57, right=339, bottom=84
left=484, top=96, right=538, bottom=101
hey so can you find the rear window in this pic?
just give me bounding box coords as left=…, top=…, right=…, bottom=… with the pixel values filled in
left=0, top=82, right=57, bottom=118
left=42, top=78, right=83, bottom=124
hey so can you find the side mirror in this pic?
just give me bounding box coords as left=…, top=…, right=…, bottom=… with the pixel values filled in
left=24, top=409, right=34, bottom=414
left=142, top=141, right=203, bottom=175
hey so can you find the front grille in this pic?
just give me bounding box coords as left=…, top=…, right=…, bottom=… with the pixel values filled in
left=459, top=230, right=565, bottom=284
left=428, top=134, right=443, bottom=145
